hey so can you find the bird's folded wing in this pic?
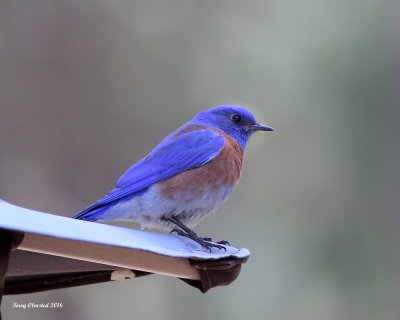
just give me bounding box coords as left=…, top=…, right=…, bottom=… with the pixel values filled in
left=73, top=129, right=225, bottom=218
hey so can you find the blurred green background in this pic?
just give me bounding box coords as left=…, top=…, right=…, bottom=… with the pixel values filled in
left=1, top=0, right=398, bottom=319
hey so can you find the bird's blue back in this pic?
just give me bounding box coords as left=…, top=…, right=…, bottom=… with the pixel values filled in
left=73, top=125, right=225, bottom=220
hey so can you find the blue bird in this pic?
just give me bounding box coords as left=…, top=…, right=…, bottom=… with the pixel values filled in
left=73, top=105, right=274, bottom=250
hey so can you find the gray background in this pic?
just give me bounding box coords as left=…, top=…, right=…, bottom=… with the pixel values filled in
left=1, top=1, right=399, bottom=319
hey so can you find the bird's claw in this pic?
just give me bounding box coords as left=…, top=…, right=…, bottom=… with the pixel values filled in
left=197, top=238, right=227, bottom=252
left=201, top=237, right=231, bottom=249
left=216, top=240, right=230, bottom=246
left=171, top=229, right=227, bottom=252
left=202, top=237, right=230, bottom=246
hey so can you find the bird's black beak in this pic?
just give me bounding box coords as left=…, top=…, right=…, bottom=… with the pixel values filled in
left=250, top=123, right=275, bottom=131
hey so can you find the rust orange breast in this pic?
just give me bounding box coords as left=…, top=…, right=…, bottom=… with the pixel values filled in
left=159, top=129, right=244, bottom=201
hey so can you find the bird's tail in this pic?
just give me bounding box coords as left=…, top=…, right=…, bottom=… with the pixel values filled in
left=72, top=204, right=107, bottom=221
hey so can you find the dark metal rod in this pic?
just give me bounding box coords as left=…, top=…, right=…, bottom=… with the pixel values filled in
left=0, top=232, right=13, bottom=320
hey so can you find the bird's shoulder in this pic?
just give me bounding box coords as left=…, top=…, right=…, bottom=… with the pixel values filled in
left=172, top=123, right=212, bottom=137
left=171, top=124, right=245, bottom=174
left=170, top=124, right=239, bottom=149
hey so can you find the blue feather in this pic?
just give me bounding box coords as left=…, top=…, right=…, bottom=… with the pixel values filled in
left=73, top=128, right=224, bottom=220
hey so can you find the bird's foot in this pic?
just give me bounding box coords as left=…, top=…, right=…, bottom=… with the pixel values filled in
left=201, top=237, right=230, bottom=246
left=171, top=229, right=227, bottom=252
left=216, top=239, right=230, bottom=246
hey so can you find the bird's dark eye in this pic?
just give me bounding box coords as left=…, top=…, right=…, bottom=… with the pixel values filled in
left=231, top=114, right=242, bottom=123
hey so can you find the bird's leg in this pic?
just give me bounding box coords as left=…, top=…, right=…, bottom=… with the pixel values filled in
left=170, top=228, right=187, bottom=238
left=166, top=216, right=226, bottom=252
left=169, top=220, right=230, bottom=247
left=170, top=228, right=217, bottom=245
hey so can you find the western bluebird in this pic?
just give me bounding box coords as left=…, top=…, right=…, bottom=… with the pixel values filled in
left=73, top=105, right=274, bottom=250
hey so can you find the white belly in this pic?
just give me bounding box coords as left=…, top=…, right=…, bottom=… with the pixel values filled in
left=98, top=183, right=233, bottom=231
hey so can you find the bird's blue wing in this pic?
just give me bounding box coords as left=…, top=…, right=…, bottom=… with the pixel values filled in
left=73, top=129, right=224, bottom=219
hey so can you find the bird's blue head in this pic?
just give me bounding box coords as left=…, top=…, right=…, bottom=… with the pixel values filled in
left=191, top=105, right=274, bottom=148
